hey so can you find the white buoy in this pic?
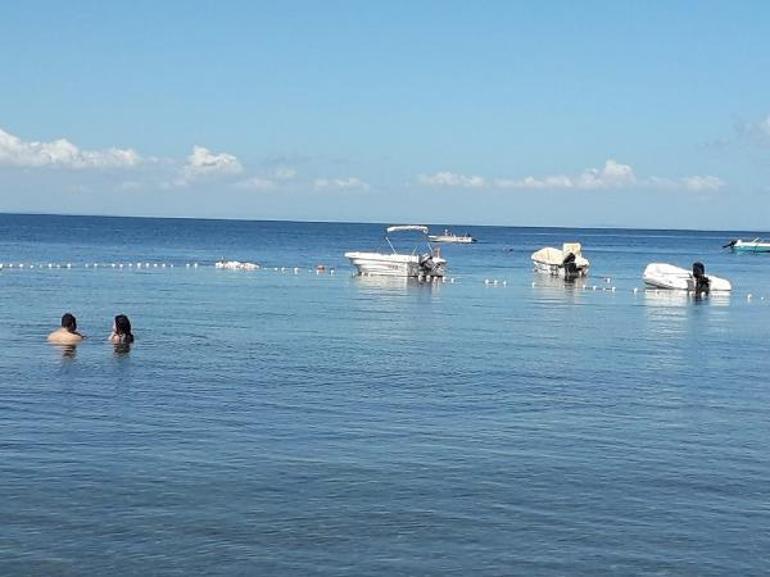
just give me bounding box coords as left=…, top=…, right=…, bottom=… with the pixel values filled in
left=330, top=269, right=335, bottom=275
left=450, top=278, right=455, bottom=284
left=170, top=264, right=174, bottom=268
left=592, top=286, right=597, bottom=291
left=485, top=279, right=490, bottom=285
left=633, top=287, right=639, bottom=294
left=747, top=294, right=753, bottom=301
left=502, top=280, right=507, bottom=287
left=161, top=263, right=166, bottom=268
left=185, top=263, right=190, bottom=268
left=531, top=281, right=535, bottom=287
left=294, top=267, right=299, bottom=274
left=119, top=263, right=124, bottom=269
left=193, top=263, right=198, bottom=268
left=66, top=263, right=72, bottom=269
left=611, top=286, right=616, bottom=292
left=605, top=277, right=611, bottom=283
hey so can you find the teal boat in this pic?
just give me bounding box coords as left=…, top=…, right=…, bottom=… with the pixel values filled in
left=724, top=238, right=770, bottom=253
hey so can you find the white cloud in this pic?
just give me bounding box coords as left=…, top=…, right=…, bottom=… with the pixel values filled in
left=420, top=159, right=723, bottom=193
left=0, top=127, right=140, bottom=169
left=649, top=175, right=725, bottom=192
left=495, top=159, right=636, bottom=190
left=235, top=177, right=277, bottom=191
left=179, top=145, right=242, bottom=184
left=419, top=171, right=486, bottom=188
left=314, top=177, right=370, bottom=191
left=272, top=167, right=296, bottom=180
left=736, top=114, right=770, bottom=147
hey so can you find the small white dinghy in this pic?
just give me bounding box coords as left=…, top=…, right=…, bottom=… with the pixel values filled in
left=531, top=242, right=590, bottom=279
left=643, top=262, right=732, bottom=293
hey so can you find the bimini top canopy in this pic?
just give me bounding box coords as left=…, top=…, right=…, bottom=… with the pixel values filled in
left=386, top=225, right=429, bottom=234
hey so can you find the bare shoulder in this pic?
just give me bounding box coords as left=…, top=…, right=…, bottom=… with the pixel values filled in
left=48, top=329, right=84, bottom=345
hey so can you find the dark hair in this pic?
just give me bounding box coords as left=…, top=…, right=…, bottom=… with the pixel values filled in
left=61, top=313, right=77, bottom=332
left=114, top=314, right=135, bottom=343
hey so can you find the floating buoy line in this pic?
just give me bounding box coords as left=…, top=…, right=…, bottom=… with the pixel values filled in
left=1, top=261, right=768, bottom=303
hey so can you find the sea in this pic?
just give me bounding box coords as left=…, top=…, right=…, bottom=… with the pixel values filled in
left=1, top=213, right=769, bottom=576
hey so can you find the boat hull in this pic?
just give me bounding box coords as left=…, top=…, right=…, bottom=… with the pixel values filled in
left=428, top=235, right=476, bottom=244
left=532, top=259, right=589, bottom=278
left=344, top=251, right=446, bottom=278
left=732, top=241, right=770, bottom=253
left=643, top=263, right=732, bottom=292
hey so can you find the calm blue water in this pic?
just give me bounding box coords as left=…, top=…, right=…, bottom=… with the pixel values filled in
left=2, top=213, right=770, bottom=576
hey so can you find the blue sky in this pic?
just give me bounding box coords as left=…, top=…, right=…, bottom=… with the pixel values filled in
left=1, top=1, right=769, bottom=229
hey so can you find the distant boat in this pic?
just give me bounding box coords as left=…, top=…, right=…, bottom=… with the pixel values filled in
left=344, top=225, right=446, bottom=278
left=531, top=242, right=590, bottom=278
left=723, top=238, right=770, bottom=253
left=427, top=229, right=476, bottom=244
left=643, top=262, right=731, bottom=293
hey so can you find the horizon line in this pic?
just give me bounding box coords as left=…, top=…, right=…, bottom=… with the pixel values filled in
left=0, top=210, right=764, bottom=235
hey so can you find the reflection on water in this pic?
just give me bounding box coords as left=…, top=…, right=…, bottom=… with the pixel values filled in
left=644, top=288, right=732, bottom=307
left=113, top=343, right=132, bottom=356
left=531, top=273, right=587, bottom=303
left=351, top=274, right=444, bottom=296
left=52, top=344, right=78, bottom=359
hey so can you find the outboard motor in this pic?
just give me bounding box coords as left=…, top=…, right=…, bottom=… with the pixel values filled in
left=692, top=261, right=710, bottom=295
left=419, top=253, right=437, bottom=275
left=562, top=252, right=579, bottom=278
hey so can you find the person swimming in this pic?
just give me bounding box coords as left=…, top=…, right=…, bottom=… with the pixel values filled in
left=109, top=314, right=135, bottom=345
left=47, top=313, right=85, bottom=345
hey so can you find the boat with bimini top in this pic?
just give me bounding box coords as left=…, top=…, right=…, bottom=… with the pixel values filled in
left=344, top=225, right=446, bottom=278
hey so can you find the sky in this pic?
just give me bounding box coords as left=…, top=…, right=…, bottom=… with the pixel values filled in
left=1, top=1, right=770, bottom=229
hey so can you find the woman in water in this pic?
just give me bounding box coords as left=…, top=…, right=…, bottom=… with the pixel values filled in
left=109, top=314, right=135, bottom=345
left=47, top=312, right=85, bottom=345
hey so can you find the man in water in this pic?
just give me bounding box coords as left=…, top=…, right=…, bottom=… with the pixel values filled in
left=47, top=313, right=85, bottom=345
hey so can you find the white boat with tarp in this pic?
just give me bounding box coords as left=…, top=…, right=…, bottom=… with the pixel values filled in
left=723, top=238, right=770, bottom=253
left=531, top=242, right=590, bottom=279
left=344, top=225, right=446, bottom=278
left=643, top=262, right=732, bottom=293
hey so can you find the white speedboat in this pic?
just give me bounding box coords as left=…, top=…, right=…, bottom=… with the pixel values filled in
left=531, top=243, right=590, bottom=278
left=428, top=229, right=476, bottom=244
left=344, top=225, right=446, bottom=278
left=723, top=238, right=770, bottom=253
left=643, top=262, right=731, bottom=293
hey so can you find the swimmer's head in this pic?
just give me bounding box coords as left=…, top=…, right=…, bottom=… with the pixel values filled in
left=61, top=313, right=77, bottom=332
left=114, top=314, right=134, bottom=342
